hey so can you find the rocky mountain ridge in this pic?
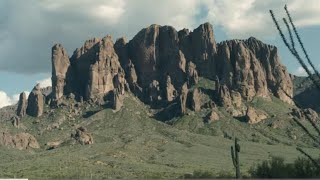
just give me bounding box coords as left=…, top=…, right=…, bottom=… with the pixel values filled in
left=16, top=22, right=293, bottom=121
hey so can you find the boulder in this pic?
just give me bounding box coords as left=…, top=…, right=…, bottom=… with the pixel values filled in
left=291, top=108, right=304, bottom=119
left=11, top=116, right=20, bottom=128
left=46, top=141, right=63, bottom=150
left=0, top=132, right=40, bottom=150
left=27, top=84, right=44, bottom=117
left=245, top=106, right=268, bottom=124
left=72, top=127, right=93, bottom=145
left=16, top=92, right=27, bottom=117
left=209, top=109, right=220, bottom=122
left=304, top=108, right=318, bottom=122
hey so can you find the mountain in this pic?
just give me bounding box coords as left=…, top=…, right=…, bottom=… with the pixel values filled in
left=292, top=74, right=320, bottom=112
left=0, top=22, right=319, bottom=178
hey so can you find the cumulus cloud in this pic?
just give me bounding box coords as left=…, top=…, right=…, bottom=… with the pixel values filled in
left=0, top=91, right=29, bottom=108
left=36, top=77, right=52, bottom=88
left=1, top=0, right=320, bottom=75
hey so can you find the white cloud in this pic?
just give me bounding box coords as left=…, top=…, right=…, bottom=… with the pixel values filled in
left=295, top=66, right=307, bottom=76
left=294, top=66, right=316, bottom=76
left=0, top=91, right=29, bottom=108
left=36, top=77, right=52, bottom=88
left=1, top=0, right=320, bottom=75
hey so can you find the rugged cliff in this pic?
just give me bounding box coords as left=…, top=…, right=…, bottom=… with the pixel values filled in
left=23, top=22, right=293, bottom=118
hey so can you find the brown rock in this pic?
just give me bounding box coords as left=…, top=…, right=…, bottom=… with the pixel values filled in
left=114, top=37, right=129, bottom=67
left=16, top=92, right=27, bottom=117
left=187, top=61, right=199, bottom=87
left=245, top=106, right=267, bottom=124
left=112, top=90, right=123, bottom=111
left=51, top=44, right=70, bottom=100
left=72, top=127, right=93, bottom=145
left=291, top=108, right=304, bottom=119
left=231, top=91, right=242, bottom=108
left=245, top=37, right=293, bottom=104
left=70, top=36, right=122, bottom=100
left=217, top=85, right=232, bottom=107
left=11, top=116, right=20, bottom=128
left=0, top=132, right=40, bottom=150
left=46, top=140, right=63, bottom=149
left=189, top=22, right=217, bottom=78
left=209, top=109, right=220, bottom=122
left=128, top=25, right=186, bottom=89
left=126, top=60, right=138, bottom=86
left=190, top=88, right=201, bottom=112
left=179, top=83, right=189, bottom=115
left=165, top=75, right=176, bottom=102
left=27, top=84, right=44, bottom=117
left=304, top=108, right=318, bottom=122
left=113, top=70, right=127, bottom=95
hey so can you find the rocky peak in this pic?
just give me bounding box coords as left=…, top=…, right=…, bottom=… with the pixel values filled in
left=44, top=22, right=294, bottom=118
left=51, top=43, right=70, bottom=100
left=16, top=92, right=27, bottom=117
left=27, top=84, right=44, bottom=117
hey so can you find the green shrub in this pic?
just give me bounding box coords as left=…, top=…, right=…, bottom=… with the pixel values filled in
left=249, top=156, right=320, bottom=178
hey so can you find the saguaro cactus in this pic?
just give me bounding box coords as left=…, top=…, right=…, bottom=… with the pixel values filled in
left=231, top=138, right=240, bottom=178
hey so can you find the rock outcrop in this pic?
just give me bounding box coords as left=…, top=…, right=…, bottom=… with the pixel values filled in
left=69, top=36, right=123, bottom=100
left=128, top=25, right=186, bottom=89
left=0, top=132, right=40, bottom=150
left=304, top=108, right=318, bottom=122
left=72, top=127, right=93, bottom=145
left=51, top=44, right=70, bottom=100
left=217, top=85, right=232, bottom=107
left=245, top=106, right=268, bottom=124
left=190, top=88, right=201, bottom=112
left=165, top=75, right=176, bottom=102
left=209, top=109, right=220, bottom=122
left=291, top=108, right=319, bottom=122
left=179, top=83, right=189, bottom=115
left=27, top=84, right=44, bottom=117
left=187, top=61, right=199, bottom=87
left=16, top=92, right=27, bottom=117
left=45, top=22, right=294, bottom=117
left=112, top=90, right=123, bottom=111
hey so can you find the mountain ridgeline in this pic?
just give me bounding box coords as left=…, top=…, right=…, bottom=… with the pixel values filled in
left=22, top=22, right=293, bottom=118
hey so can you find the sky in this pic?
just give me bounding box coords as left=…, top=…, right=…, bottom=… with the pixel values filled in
left=1, top=0, right=320, bottom=108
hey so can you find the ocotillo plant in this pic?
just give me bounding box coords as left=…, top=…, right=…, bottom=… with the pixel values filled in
left=270, top=5, right=320, bottom=171
left=269, top=5, right=320, bottom=91
left=231, top=138, right=240, bottom=178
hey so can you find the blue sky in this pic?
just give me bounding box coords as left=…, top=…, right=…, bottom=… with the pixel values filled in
left=1, top=0, right=320, bottom=107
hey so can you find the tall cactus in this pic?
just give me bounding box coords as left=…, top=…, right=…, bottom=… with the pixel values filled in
left=231, top=138, right=240, bottom=179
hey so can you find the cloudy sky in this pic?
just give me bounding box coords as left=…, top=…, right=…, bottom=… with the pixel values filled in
left=1, top=0, right=320, bottom=108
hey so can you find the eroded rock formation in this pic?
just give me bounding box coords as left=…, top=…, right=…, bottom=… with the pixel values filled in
left=16, top=92, right=27, bottom=117
left=0, top=132, right=40, bottom=150
left=27, top=84, right=44, bottom=117
left=44, top=22, right=294, bottom=121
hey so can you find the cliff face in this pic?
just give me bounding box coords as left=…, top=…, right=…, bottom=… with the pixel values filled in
left=43, top=22, right=293, bottom=117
